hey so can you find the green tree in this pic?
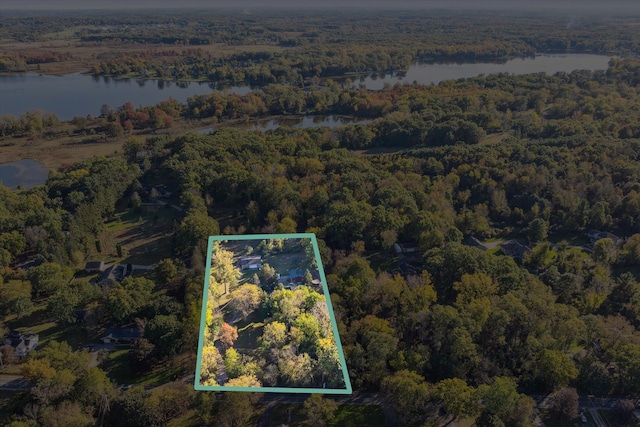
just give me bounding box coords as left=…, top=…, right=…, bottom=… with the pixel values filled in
left=293, top=312, right=323, bottom=353
left=0, top=231, right=26, bottom=256
left=224, top=348, right=243, bottom=379
left=212, top=393, right=256, bottom=427
left=129, top=338, right=155, bottom=371
left=302, top=394, right=338, bottom=427
left=27, top=262, right=73, bottom=299
left=228, top=284, right=264, bottom=319
left=258, top=263, right=278, bottom=291
left=199, top=346, right=220, bottom=386
left=0, top=280, right=33, bottom=318
left=144, top=385, right=192, bottom=426
left=381, top=370, right=432, bottom=425
left=616, top=343, right=640, bottom=396
left=74, top=367, right=115, bottom=412
left=477, top=377, right=534, bottom=426
left=156, top=258, right=179, bottom=284
left=144, top=314, right=182, bottom=358
left=592, top=238, right=618, bottom=266
left=259, top=321, right=287, bottom=351
left=304, top=269, right=313, bottom=285
left=434, top=378, right=480, bottom=419
left=527, top=218, right=548, bottom=243
left=534, top=349, right=579, bottom=391
left=123, top=136, right=142, bottom=163
left=210, top=244, right=238, bottom=294
left=174, top=212, right=219, bottom=256
left=105, top=387, right=154, bottom=427
left=316, top=338, right=344, bottom=388
left=225, top=374, right=261, bottom=387
left=278, top=350, right=313, bottom=387
left=47, top=288, right=80, bottom=324
left=346, top=315, right=399, bottom=389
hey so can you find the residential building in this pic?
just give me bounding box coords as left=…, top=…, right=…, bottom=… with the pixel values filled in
left=237, top=256, right=263, bottom=270
left=4, top=331, right=39, bottom=357
left=101, top=327, right=142, bottom=344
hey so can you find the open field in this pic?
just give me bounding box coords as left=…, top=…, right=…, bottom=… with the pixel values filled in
left=0, top=120, right=192, bottom=169
left=0, top=131, right=126, bottom=169
left=5, top=304, right=89, bottom=350
left=101, top=347, right=187, bottom=387
left=105, top=205, right=176, bottom=266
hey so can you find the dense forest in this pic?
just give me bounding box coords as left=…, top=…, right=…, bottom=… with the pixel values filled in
left=1, top=6, right=640, bottom=427
left=2, top=10, right=640, bottom=81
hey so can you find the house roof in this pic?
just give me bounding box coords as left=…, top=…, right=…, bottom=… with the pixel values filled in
left=500, top=240, right=531, bottom=257
left=86, top=261, right=104, bottom=269
left=290, top=269, right=304, bottom=279
left=239, top=256, right=262, bottom=263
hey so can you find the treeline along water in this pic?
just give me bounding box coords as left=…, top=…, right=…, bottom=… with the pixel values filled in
left=0, top=54, right=612, bottom=121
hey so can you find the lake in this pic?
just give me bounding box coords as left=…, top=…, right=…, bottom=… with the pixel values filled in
left=0, top=73, right=254, bottom=121
left=351, top=54, right=613, bottom=90
left=0, top=54, right=612, bottom=121
left=0, top=158, right=49, bottom=190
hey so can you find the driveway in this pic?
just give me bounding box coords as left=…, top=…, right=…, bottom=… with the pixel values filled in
left=86, top=343, right=116, bottom=368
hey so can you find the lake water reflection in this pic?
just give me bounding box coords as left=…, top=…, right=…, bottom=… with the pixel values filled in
left=0, top=54, right=612, bottom=121
left=0, top=158, right=50, bottom=190
left=350, top=54, right=612, bottom=90
left=198, top=115, right=371, bottom=134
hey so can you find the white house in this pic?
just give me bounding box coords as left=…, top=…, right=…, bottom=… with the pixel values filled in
left=237, top=256, right=263, bottom=270
left=4, top=331, right=39, bottom=357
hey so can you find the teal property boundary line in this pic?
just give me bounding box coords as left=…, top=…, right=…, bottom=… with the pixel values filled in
left=194, top=233, right=353, bottom=394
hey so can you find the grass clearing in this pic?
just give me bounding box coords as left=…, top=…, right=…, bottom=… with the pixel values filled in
left=263, top=251, right=309, bottom=276
left=330, top=404, right=385, bottom=427
left=6, top=304, right=88, bottom=350
left=102, top=348, right=133, bottom=384
left=548, top=233, right=590, bottom=247
left=105, top=205, right=176, bottom=266
left=137, top=361, right=184, bottom=387
left=232, top=310, right=268, bottom=351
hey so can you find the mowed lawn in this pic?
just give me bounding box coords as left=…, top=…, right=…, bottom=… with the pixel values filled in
left=105, top=205, right=177, bottom=265
left=101, top=348, right=186, bottom=387
left=231, top=310, right=267, bottom=352
left=5, top=304, right=89, bottom=351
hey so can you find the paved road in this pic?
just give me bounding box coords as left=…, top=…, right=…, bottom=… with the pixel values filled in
left=0, top=375, right=30, bottom=391
left=257, top=392, right=399, bottom=427
left=532, top=394, right=637, bottom=411
left=589, top=407, right=606, bottom=427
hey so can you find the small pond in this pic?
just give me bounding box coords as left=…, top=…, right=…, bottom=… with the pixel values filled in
left=0, top=158, right=50, bottom=190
